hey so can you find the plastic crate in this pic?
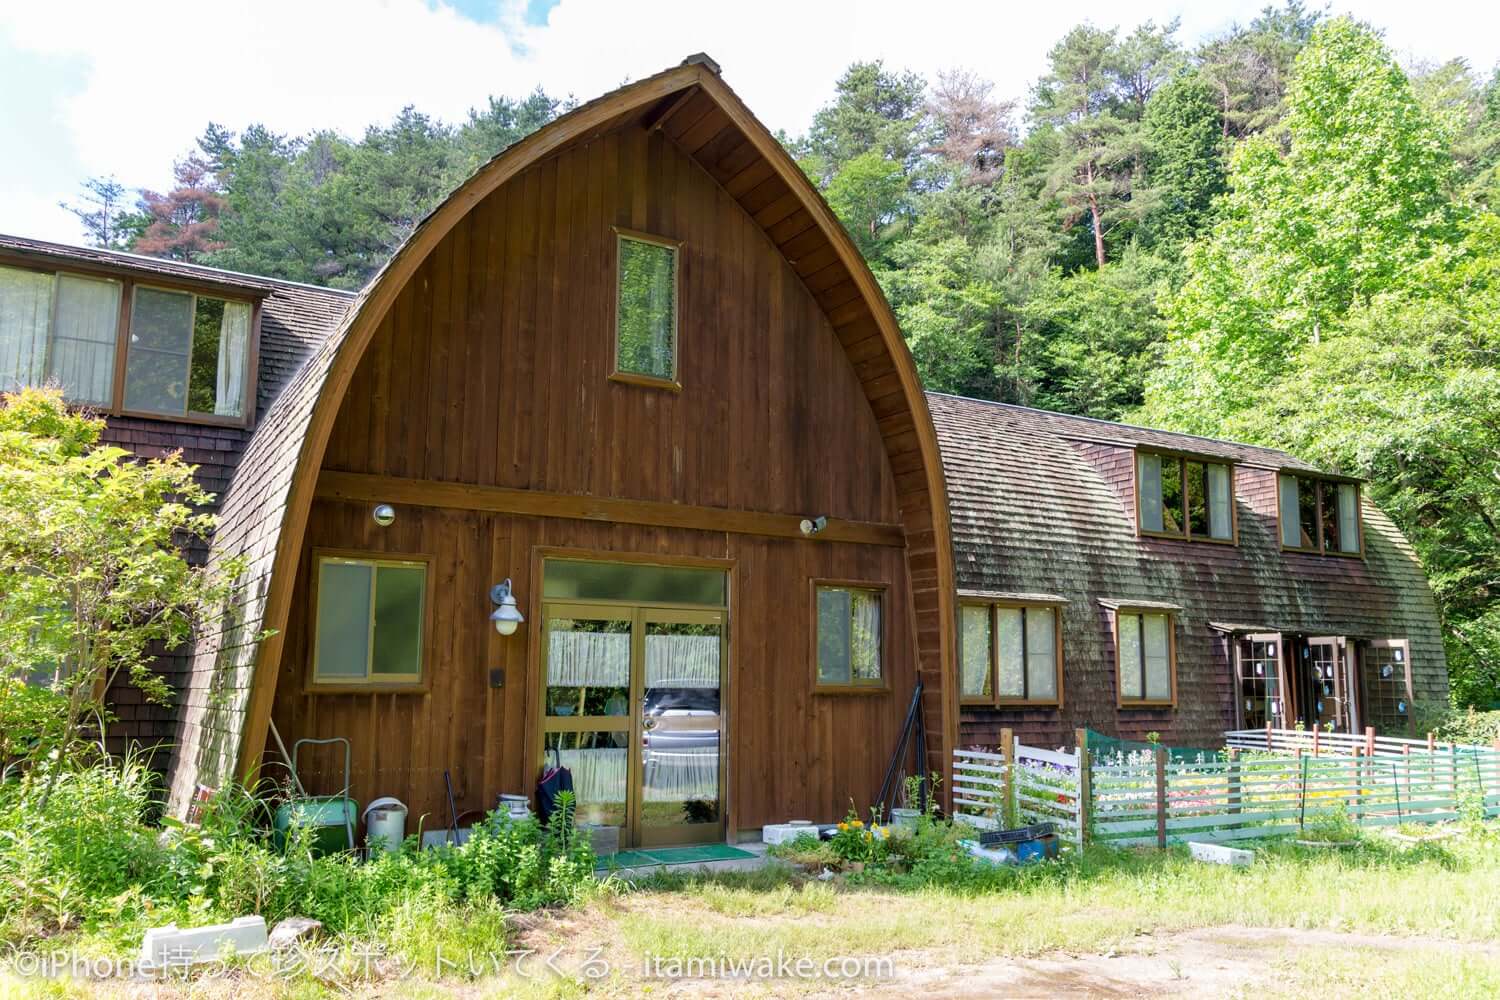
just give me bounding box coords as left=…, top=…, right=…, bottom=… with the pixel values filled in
left=978, top=821, right=1055, bottom=847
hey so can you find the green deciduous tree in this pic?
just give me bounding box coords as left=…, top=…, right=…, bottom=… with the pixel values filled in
left=1144, top=17, right=1460, bottom=435
left=0, top=388, right=244, bottom=779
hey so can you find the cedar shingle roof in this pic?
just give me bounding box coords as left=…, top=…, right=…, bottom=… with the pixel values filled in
left=928, top=391, right=1445, bottom=749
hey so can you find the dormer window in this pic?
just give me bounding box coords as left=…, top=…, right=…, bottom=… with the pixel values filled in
left=1136, top=451, right=1234, bottom=543
left=1279, top=473, right=1361, bottom=556
left=0, top=262, right=255, bottom=424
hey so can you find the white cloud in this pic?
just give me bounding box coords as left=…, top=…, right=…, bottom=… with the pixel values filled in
left=4, top=0, right=1498, bottom=243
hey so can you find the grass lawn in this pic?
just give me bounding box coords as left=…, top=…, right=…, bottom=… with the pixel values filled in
left=5, top=828, right=1500, bottom=998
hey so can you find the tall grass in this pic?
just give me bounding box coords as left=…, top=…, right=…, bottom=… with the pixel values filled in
left=0, top=755, right=604, bottom=959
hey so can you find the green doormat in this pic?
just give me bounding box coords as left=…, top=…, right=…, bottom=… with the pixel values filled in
left=599, top=844, right=757, bottom=869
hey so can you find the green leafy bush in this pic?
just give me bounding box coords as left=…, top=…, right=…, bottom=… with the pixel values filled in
left=0, top=756, right=602, bottom=953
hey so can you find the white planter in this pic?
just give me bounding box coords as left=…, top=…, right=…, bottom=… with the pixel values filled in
left=890, top=808, right=921, bottom=832
left=763, top=821, right=816, bottom=845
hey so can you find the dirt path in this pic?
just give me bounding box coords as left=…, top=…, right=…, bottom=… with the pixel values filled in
left=827, top=926, right=1496, bottom=999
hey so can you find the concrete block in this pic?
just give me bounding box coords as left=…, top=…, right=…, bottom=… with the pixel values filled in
left=1188, top=841, right=1254, bottom=866
left=139, top=916, right=268, bottom=968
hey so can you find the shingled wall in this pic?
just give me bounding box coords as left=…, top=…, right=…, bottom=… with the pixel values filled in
left=95, top=281, right=353, bottom=761
left=929, top=392, right=1446, bottom=751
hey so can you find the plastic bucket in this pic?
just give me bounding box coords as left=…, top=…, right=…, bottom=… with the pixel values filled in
left=362, top=796, right=408, bottom=853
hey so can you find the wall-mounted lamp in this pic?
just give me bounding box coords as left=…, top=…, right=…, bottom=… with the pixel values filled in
left=799, top=515, right=828, bottom=537
left=489, top=579, right=525, bottom=636
left=372, top=503, right=396, bottom=527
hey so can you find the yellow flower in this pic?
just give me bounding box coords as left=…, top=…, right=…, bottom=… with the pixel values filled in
left=837, top=822, right=848, bottom=831
left=851, top=819, right=864, bottom=828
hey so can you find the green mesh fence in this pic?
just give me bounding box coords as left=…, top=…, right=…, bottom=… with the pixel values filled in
left=1083, top=729, right=1227, bottom=765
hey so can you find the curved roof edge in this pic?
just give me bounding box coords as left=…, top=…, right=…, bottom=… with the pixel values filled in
left=165, top=58, right=957, bottom=811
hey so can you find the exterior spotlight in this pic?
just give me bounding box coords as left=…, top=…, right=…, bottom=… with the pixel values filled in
left=372, top=503, right=396, bottom=527
left=799, top=515, right=827, bottom=537
left=489, top=579, right=525, bottom=636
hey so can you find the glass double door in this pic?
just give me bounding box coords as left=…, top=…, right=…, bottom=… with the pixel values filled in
left=541, top=603, right=725, bottom=847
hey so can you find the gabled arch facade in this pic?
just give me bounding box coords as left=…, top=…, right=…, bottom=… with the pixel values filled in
left=166, top=57, right=955, bottom=835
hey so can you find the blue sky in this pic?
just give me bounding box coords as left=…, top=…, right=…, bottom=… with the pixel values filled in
left=3, top=0, right=1497, bottom=245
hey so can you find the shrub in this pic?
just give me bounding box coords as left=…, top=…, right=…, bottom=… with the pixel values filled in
left=0, top=756, right=603, bottom=953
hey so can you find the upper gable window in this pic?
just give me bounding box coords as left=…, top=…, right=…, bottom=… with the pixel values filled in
left=1, top=265, right=121, bottom=405
left=1279, top=474, right=1361, bottom=556
left=126, top=287, right=251, bottom=419
left=1137, top=451, right=1234, bottom=543
left=613, top=231, right=679, bottom=387
left=0, top=262, right=254, bottom=423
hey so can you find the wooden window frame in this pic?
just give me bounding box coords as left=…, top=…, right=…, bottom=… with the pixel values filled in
left=1114, top=608, right=1178, bottom=708
left=1134, top=448, right=1238, bottom=545
left=1232, top=632, right=1287, bottom=729
left=958, top=601, right=1065, bottom=708
left=0, top=255, right=261, bottom=428
left=609, top=227, right=683, bottom=392
left=810, top=579, right=890, bottom=695
left=1276, top=472, right=1364, bottom=558
left=1358, top=637, right=1414, bottom=735
left=307, top=549, right=434, bottom=693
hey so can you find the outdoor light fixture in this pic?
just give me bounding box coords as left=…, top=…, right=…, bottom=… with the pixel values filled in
left=799, top=515, right=828, bottom=537
left=489, top=579, right=525, bottom=636
left=372, top=503, right=396, bottom=527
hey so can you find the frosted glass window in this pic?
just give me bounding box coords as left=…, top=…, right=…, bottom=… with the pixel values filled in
left=1026, top=608, right=1058, bottom=700
left=816, top=586, right=882, bottom=686
left=615, top=235, right=677, bottom=382
left=543, top=559, right=724, bottom=605
left=314, top=561, right=372, bottom=679
left=1138, top=452, right=1163, bottom=532
left=1279, top=476, right=1302, bottom=548
left=996, top=607, right=1025, bottom=698
left=1337, top=484, right=1360, bottom=553
left=0, top=266, right=54, bottom=393
left=959, top=605, right=992, bottom=699
left=313, top=556, right=426, bottom=684
left=371, top=565, right=425, bottom=677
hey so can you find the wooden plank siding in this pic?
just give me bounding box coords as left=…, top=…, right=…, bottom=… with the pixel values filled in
left=271, top=117, right=924, bottom=830
left=162, top=61, right=954, bottom=819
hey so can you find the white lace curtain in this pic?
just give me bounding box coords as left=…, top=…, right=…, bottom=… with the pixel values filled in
left=215, top=300, right=251, bottom=416
left=547, top=631, right=720, bottom=688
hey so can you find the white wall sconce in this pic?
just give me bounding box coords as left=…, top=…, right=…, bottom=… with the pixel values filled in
left=489, top=579, right=525, bottom=636
left=799, top=515, right=827, bottom=537
left=372, top=503, right=396, bottom=527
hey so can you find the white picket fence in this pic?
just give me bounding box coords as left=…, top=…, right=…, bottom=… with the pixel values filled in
left=1093, top=746, right=1500, bottom=847
left=952, top=740, right=1086, bottom=848
left=1224, top=727, right=1489, bottom=758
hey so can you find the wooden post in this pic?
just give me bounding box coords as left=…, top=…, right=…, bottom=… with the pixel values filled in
left=1075, top=728, right=1091, bottom=848
left=1350, top=745, right=1363, bottom=821
left=1364, top=726, right=1376, bottom=758
left=1000, top=727, right=1015, bottom=829
left=1428, top=732, right=1437, bottom=753
left=1227, top=748, right=1241, bottom=817
left=1312, top=728, right=1321, bottom=757
left=1266, top=722, right=1274, bottom=752
left=1155, top=747, right=1168, bottom=849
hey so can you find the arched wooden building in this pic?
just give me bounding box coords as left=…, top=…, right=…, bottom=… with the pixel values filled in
left=161, top=55, right=957, bottom=841
left=1, top=54, right=1447, bottom=849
